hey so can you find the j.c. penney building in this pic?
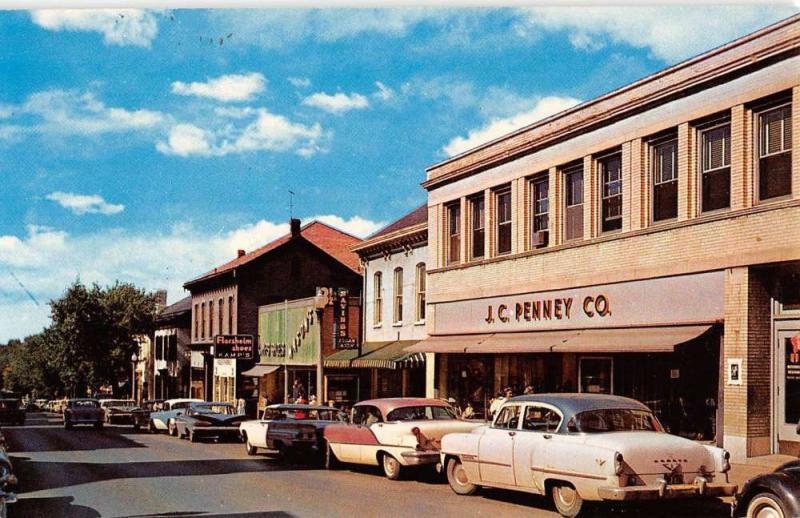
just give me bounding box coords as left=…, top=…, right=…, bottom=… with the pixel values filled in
left=408, top=15, right=800, bottom=461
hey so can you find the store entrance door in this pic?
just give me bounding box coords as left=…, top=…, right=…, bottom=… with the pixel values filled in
left=776, top=326, right=800, bottom=445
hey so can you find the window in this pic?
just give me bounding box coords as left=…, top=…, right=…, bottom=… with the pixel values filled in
left=393, top=267, right=403, bottom=323
left=470, top=195, right=485, bottom=259
left=599, top=153, right=622, bottom=232
left=352, top=405, right=383, bottom=425
left=194, top=304, right=199, bottom=340
left=522, top=405, right=562, bottom=433
left=373, top=272, right=383, bottom=325
left=530, top=175, right=549, bottom=248
left=700, top=124, right=731, bottom=212
left=200, top=302, right=206, bottom=339
left=155, top=335, right=163, bottom=360
left=415, top=263, right=426, bottom=322
left=168, top=335, right=177, bottom=362
left=563, top=163, right=584, bottom=241
left=446, top=203, right=461, bottom=264
left=386, top=405, right=457, bottom=421
left=652, top=137, right=678, bottom=221
left=496, top=187, right=512, bottom=254
left=579, top=357, right=613, bottom=394
left=227, top=295, right=234, bottom=334
left=493, top=405, right=521, bottom=429
left=758, top=104, right=792, bottom=200
left=218, top=298, right=224, bottom=336
left=208, top=299, right=214, bottom=337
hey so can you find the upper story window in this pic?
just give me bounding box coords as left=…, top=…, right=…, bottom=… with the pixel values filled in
left=415, top=263, right=426, bottom=322
left=373, top=272, right=383, bottom=326
left=208, top=299, right=215, bottom=337
left=393, top=267, right=403, bottom=324
left=563, top=163, right=584, bottom=241
left=200, top=302, right=206, bottom=339
left=758, top=103, right=792, bottom=200
left=218, top=298, right=224, bottom=336
left=446, top=203, right=461, bottom=265
left=495, top=186, right=512, bottom=255
left=155, top=335, right=163, bottom=360
left=470, top=195, right=485, bottom=260
left=598, top=153, right=622, bottom=233
left=651, top=135, right=678, bottom=222
left=227, top=295, right=234, bottom=334
left=700, top=123, right=731, bottom=212
left=530, top=174, right=549, bottom=248
left=194, top=304, right=199, bottom=340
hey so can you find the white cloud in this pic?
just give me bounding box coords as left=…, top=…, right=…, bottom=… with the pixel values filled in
left=302, top=92, right=369, bottom=114
left=30, top=9, right=158, bottom=48
left=0, top=215, right=383, bottom=341
left=373, top=81, right=394, bottom=101
left=443, top=95, right=581, bottom=157
left=157, top=108, right=325, bottom=158
left=171, top=73, right=267, bottom=103
left=288, top=77, right=311, bottom=88
left=515, top=6, right=796, bottom=62
left=46, top=191, right=125, bottom=216
left=0, top=89, right=164, bottom=139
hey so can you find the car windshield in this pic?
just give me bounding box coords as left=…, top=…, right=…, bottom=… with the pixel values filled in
left=386, top=405, right=458, bottom=422
left=568, top=408, right=662, bottom=433
left=193, top=404, right=235, bottom=415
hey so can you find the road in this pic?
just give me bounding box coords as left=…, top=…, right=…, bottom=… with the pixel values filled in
left=3, top=412, right=732, bottom=518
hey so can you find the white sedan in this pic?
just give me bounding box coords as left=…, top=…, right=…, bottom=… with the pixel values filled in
left=440, top=394, right=737, bottom=517
left=148, top=398, right=203, bottom=434
left=239, top=404, right=344, bottom=455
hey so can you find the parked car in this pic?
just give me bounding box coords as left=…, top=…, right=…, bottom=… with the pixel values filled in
left=0, top=400, right=24, bottom=426
left=440, top=394, right=736, bottom=517
left=149, top=398, right=203, bottom=434
left=99, top=399, right=137, bottom=424
left=323, top=398, right=483, bottom=480
left=63, top=398, right=104, bottom=429
left=131, top=400, right=164, bottom=431
left=174, top=402, right=247, bottom=442
left=0, top=429, right=18, bottom=518
left=240, top=404, right=347, bottom=458
left=34, top=399, right=48, bottom=411
left=732, top=459, right=800, bottom=518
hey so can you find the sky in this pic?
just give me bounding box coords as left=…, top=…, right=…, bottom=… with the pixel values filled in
left=0, top=6, right=797, bottom=342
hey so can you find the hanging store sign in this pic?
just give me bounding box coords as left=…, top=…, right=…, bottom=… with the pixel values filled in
left=214, top=335, right=255, bottom=360
left=334, top=288, right=357, bottom=350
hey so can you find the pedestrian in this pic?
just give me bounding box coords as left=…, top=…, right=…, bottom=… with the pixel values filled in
left=291, top=379, right=305, bottom=402
left=524, top=385, right=535, bottom=395
left=236, top=398, right=246, bottom=416
left=309, top=394, right=318, bottom=406
left=488, top=391, right=507, bottom=419
left=461, top=401, right=475, bottom=419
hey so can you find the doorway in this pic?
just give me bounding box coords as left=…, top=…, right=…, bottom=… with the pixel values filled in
left=775, top=325, right=800, bottom=447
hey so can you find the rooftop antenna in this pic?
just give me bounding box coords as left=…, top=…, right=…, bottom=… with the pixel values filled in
left=288, top=190, right=295, bottom=219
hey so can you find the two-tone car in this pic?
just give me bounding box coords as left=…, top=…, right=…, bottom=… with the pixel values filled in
left=130, top=400, right=164, bottom=431
left=99, top=399, right=137, bottom=425
left=323, top=398, right=483, bottom=480
left=263, top=405, right=347, bottom=460
left=174, top=402, right=247, bottom=442
left=148, top=398, right=203, bottom=435
left=63, top=398, right=104, bottom=429
left=440, top=393, right=736, bottom=517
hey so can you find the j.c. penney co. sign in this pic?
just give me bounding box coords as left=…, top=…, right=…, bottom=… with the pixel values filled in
left=433, top=271, right=724, bottom=335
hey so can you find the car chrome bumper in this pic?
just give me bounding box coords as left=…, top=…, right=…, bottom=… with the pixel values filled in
left=400, top=450, right=440, bottom=466
left=598, top=478, right=737, bottom=501
left=193, top=427, right=239, bottom=434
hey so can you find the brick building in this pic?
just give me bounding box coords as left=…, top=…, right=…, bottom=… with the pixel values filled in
left=152, top=296, right=192, bottom=400
left=408, top=16, right=800, bottom=461
left=324, top=205, right=429, bottom=402
left=183, top=219, right=363, bottom=406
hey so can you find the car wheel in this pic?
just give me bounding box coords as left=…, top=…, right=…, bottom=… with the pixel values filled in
left=381, top=453, right=402, bottom=480
left=324, top=441, right=340, bottom=470
left=148, top=420, right=157, bottom=433
left=245, top=436, right=257, bottom=456
left=747, top=492, right=788, bottom=518
left=446, top=457, right=478, bottom=495
left=551, top=484, right=583, bottom=518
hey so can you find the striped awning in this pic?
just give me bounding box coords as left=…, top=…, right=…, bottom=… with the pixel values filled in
left=324, top=348, right=361, bottom=368
left=351, top=340, right=425, bottom=369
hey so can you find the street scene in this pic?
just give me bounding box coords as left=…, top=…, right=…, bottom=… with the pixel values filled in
left=1, top=5, right=800, bottom=518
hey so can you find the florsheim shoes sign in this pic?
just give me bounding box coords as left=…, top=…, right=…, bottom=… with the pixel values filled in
left=214, top=335, right=256, bottom=360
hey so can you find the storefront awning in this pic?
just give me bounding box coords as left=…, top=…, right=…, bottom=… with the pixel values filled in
left=324, top=348, right=362, bottom=368
left=326, top=341, right=426, bottom=369
left=241, top=365, right=281, bottom=377
left=404, top=325, right=713, bottom=354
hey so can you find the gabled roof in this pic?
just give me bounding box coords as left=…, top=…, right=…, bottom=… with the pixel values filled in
left=367, top=204, right=427, bottom=240
left=161, top=296, right=192, bottom=317
left=352, top=204, right=428, bottom=256
left=185, top=221, right=362, bottom=288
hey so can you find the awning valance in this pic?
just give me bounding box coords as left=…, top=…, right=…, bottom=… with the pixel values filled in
left=241, top=364, right=281, bottom=377
left=324, top=348, right=361, bottom=368
left=404, top=325, right=713, bottom=354
left=326, top=340, right=426, bottom=369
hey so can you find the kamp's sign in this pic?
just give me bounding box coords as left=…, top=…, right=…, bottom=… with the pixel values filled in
left=433, top=271, right=724, bottom=335
left=214, top=335, right=255, bottom=360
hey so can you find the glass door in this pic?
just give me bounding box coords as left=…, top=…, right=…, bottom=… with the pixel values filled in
left=777, top=328, right=800, bottom=443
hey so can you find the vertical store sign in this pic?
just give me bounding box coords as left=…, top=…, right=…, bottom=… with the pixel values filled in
left=334, top=288, right=357, bottom=349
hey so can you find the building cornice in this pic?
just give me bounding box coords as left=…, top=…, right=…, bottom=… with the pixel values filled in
left=423, top=15, right=800, bottom=191
left=352, top=223, right=427, bottom=258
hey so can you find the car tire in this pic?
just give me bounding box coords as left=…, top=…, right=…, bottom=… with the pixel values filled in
left=149, top=420, right=157, bottom=433
left=381, top=453, right=402, bottom=480
left=324, top=441, right=340, bottom=470
left=551, top=484, right=583, bottom=518
left=747, top=492, right=788, bottom=518
left=446, top=457, right=478, bottom=496
left=245, top=437, right=257, bottom=456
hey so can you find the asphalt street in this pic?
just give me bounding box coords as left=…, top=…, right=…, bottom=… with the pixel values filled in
left=2, top=413, right=733, bottom=518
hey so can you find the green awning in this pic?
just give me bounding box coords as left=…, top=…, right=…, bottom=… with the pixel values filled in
left=324, top=348, right=361, bottom=368
left=351, top=340, right=425, bottom=369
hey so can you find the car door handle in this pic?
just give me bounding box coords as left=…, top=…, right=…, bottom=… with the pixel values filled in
left=508, top=431, right=516, bottom=437
left=543, top=434, right=552, bottom=440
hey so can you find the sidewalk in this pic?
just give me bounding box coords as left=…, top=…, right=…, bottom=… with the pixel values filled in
left=726, top=454, right=797, bottom=495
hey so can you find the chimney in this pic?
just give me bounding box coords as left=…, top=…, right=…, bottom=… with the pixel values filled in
left=237, top=249, right=246, bottom=258
left=155, top=289, right=167, bottom=311
left=290, top=218, right=301, bottom=237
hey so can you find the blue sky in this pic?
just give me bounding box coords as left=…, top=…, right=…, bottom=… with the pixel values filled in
left=0, top=6, right=796, bottom=341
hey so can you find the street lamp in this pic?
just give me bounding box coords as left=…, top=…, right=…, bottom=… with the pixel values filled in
left=131, top=352, right=138, bottom=403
